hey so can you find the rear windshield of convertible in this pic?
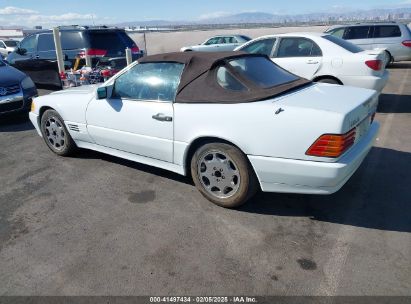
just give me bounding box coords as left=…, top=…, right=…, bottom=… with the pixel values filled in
left=220, top=56, right=299, bottom=89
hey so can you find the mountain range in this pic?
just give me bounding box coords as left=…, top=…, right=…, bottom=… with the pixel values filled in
left=115, top=7, right=411, bottom=27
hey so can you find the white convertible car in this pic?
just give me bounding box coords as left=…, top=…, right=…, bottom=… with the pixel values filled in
left=29, top=52, right=380, bottom=208
left=235, top=32, right=389, bottom=92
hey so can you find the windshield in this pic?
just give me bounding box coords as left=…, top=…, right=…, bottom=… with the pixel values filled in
left=322, top=35, right=363, bottom=53
left=227, top=56, right=299, bottom=88
left=4, top=40, right=18, bottom=47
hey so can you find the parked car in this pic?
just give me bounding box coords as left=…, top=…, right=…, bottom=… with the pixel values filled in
left=0, top=39, right=19, bottom=57
left=235, top=32, right=389, bottom=92
left=0, top=58, right=37, bottom=116
left=180, top=35, right=251, bottom=52
left=324, top=22, right=411, bottom=64
left=7, top=26, right=143, bottom=87
left=29, top=52, right=379, bottom=208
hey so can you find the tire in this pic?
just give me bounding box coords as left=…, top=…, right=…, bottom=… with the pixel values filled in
left=190, top=142, right=258, bottom=208
left=384, top=51, right=394, bottom=68
left=316, top=78, right=340, bottom=85
left=40, top=109, right=77, bottom=156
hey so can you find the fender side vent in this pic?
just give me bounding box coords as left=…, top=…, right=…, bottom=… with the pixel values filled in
left=67, top=124, right=80, bottom=132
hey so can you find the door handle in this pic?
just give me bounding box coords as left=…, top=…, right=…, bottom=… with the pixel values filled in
left=152, top=113, right=172, bottom=122
left=307, top=60, right=319, bottom=64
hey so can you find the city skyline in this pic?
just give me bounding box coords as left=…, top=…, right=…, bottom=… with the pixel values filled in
left=0, top=0, right=410, bottom=28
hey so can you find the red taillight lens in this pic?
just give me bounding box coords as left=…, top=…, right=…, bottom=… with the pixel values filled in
left=131, top=46, right=140, bottom=54
left=78, top=49, right=107, bottom=58
left=365, top=60, right=382, bottom=71
left=59, top=71, right=67, bottom=80
left=306, top=128, right=356, bottom=158
left=402, top=40, right=411, bottom=47
left=86, top=48, right=107, bottom=57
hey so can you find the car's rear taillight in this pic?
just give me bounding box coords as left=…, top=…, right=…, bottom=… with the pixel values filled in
left=131, top=46, right=140, bottom=54
left=306, top=128, right=356, bottom=158
left=78, top=49, right=107, bottom=58
left=365, top=60, right=382, bottom=71
left=402, top=40, right=411, bottom=47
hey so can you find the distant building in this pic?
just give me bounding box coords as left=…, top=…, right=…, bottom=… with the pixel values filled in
left=0, top=28, right=24, bottom=39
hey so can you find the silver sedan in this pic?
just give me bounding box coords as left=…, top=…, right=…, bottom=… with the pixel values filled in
left=180, top=35, right=251, bottom=52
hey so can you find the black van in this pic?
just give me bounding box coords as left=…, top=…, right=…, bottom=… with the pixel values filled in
left=7, top=26, right=142, bottom=87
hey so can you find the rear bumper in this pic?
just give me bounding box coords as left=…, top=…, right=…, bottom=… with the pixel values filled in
left=248, top=122, right=379, bottom=195
left=340, top=71, right=389, bottom=92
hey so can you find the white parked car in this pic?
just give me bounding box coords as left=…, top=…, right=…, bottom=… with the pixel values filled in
left=29, top=52, right=379, bottom=208
left=180, top=35, right=251, bottom=52
left=235, top=32, right=389, bottom=92
left=0, top=39, right=19, bottom=57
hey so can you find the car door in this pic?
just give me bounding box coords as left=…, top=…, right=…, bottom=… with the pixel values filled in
left=196, top=37, right=219, bottom=51
left=372, top=25, right=402, bottom=57
left=240, top=38, right=277, bottom=57
left=219, top=36, right=239, bottom=51
left=272, top=37, right=322, bottom=79
left=10, top=34, right=38, bottom=81
left=34, top=33, right=62, bottom=86
left=343, top=26, right=373, bottom=50
left=86, top=62, right=185, bottom=163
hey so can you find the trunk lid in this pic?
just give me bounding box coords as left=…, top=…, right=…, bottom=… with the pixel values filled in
left=275, top=83, right=378, bottom=156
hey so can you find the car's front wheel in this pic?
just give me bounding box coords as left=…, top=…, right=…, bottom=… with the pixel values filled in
left=40, top=109, right=76, bottom=156
left=190, top=142, right=258, bottom=208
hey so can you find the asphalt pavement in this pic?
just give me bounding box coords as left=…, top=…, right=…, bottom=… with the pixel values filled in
left=0, top=63, right=410, bottom=295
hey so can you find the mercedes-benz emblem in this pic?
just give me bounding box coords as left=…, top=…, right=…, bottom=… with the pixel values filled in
left=0, top=87, right=7, bottom=96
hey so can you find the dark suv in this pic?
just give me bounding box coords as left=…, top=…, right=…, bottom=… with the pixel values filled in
left=7, top=26, right=142, bottom=87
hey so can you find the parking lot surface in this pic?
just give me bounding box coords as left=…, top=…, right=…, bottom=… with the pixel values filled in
left=0, top=63, right=410, bottom=296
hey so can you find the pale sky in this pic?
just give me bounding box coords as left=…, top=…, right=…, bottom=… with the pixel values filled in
left=0, top=0, right=409, bottom=27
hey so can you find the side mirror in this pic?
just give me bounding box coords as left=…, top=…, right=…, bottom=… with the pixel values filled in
left=96, top=86, right=107, bottom=99
left=17, top=47, right=27, bottom=55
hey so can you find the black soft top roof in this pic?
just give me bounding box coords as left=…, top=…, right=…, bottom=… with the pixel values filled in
left=138, top=51, right=311, bottom=103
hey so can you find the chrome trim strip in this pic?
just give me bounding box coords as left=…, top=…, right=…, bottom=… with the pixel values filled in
left=0, top=92, right=24, bottom=104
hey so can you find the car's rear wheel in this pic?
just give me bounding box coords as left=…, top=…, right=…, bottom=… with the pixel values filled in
left=190, top=143, right=258, bottom=208
left=316, top=78, right=340, bottom=85
left=40, top=109, right=76, bottom=156
left=384, top=51, right=394, bottom=67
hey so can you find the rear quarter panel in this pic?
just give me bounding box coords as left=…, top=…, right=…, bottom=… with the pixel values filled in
left=173, top=86, right=345, bottom=165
